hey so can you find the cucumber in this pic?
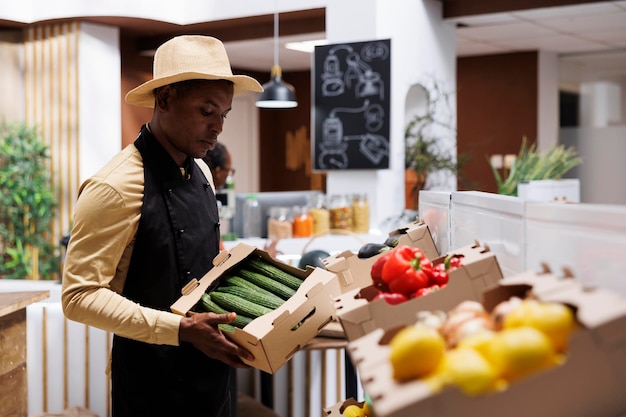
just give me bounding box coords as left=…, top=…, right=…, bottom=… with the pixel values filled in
left=218, top=323, right=236, bottom=333
left=197, top=293, right=253, bottom=328
left=222, top=275, right=287, bottom=301
left=210, top=291, right=273, bottom=319
left=216, top=285, right=284, bottom=310
left=241, top=257, right=304, bottom=290
left=237, top=268, right=297, bottom=300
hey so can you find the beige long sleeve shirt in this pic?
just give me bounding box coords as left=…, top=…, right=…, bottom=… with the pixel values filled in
left=62, top=144, right=184, bottom=346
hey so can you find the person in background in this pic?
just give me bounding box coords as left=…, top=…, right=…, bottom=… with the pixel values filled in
left=61, top=35, right=263, bottom=417
left=203, top=141, right=233, bottom=190
left=203, top=143, right=281, bottom=257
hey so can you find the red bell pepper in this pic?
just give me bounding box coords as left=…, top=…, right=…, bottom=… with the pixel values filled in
left=380, top=245, right=430, bottom=296
left=414, top=284, right=445, bottom=298
left=444, top=253, right=463, bottom=271
left=430, top=263, right=450, bottom=287
left=373, top=291, right=409, bottom=305
left=370, top=250, right=393, bottom=290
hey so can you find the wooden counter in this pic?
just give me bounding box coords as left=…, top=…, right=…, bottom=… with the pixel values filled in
left=0, top=290, right=50, bottom=417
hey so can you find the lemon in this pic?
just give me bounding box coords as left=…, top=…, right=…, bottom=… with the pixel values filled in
left=342, top=404, right=365, bottom=417
left=389, top=325, right=446, bottom=381
left=440, top=347, right=499, bottom=396
left=362, top=401, right=373, bottom=417
left=485, top=326, right=556, bottom=382
left=503, top=300, right=575, bottom=352
left=363, top=393, right=374, bottom=417
left=456, top=330, right=496, bottom=356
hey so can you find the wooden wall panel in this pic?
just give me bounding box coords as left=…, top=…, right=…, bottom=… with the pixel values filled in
left=456, top=51, right=538, bottom=193
left=24, top=23, right=81, bottom=278
left=258, top=70, right=325, bottom=192
left=443, top=0, right=604, bottom=18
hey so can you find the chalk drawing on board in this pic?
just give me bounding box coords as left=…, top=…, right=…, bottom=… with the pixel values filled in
left=314, top=39, right=391, bottom=170
left=317, top=100, right=389, bottom=169
left=321, top=43, right=388, bottom=101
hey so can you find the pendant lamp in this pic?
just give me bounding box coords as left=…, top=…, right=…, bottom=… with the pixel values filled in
left=256, top=12, right=298, bottom=108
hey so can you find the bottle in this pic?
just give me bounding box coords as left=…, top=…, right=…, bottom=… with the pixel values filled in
left=308, top=193, right=330, bottom=236
left=267, top=206, right=293, bottom=239
left=329, top=194, right=353, bottom=231
left=242, top=194, right=262, bottom=238
left=292, top=205, right=314, bottom=238
left=352, top=193, right=370, bottom=233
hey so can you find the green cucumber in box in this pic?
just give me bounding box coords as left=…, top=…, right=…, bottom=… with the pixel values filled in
left=215, top=285, right=285, bottom=310
left=211, top=291, right=274, bottom=319
left=197, top=293, right=253, bottom=329
left=237, top=268, right=296, bottom=300
left=241, top=257, right=304, bottom=290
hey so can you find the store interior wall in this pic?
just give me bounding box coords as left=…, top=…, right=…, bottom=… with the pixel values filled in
left=0, top=31, right=25, bottom=122
left=456, top=51, right=539, bottom=194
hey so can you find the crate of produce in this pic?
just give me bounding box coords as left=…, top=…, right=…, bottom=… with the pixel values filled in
left=170, top=242, right=341, bottom=374
left=322, top=219, right=439, bottom=295
left=334, top=241, right=503, bottom=341
left=346, top=266, right=626, bottom=417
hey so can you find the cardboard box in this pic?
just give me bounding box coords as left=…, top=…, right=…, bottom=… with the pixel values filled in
left=334, top=241, right=503, bottom=342
left=170, top=242, right=341, bottom=374
left=347, top=269, right=626, bottom=417
left=322, top=219, right=439, bottom=295
left=323, top=398, right=364, bottom=417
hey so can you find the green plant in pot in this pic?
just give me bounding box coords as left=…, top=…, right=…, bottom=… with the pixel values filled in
left=491, top=137, right=583, bottom=196
left=0, top=120, right=60, bottom=279
left=404, top=79, right=469, bottom=210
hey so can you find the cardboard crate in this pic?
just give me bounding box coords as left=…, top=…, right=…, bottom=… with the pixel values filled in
left=323, top=398, right=364, bottom=417
left=334, top=241, right=503, bottom=342
left=347, top=269, right=626, bottom=417
left=171, top=243, right=341, bottom=374
left=322, top=219, right=439, bottom=295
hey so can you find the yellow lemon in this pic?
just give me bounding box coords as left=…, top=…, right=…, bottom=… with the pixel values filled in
left=342, top=404, right=365, bottom=417
left=456, top=329, right=496, bottom=356
left=440, top=347, right=499, bottom=396
left=389, top=325, right=446, bottom=381
left=504, top=300, right=575, bottom=353
left=485, top=326, right=556, bottom=382
left=362, top=401, right=373, bottom=417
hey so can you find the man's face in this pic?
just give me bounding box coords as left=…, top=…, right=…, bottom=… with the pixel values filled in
left=156, top=80, right=234, bottom=163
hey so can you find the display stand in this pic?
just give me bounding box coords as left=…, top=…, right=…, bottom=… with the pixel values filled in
left=0, top=290, right=50, bottom=416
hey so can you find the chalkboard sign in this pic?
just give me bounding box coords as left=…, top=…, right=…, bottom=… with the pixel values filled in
left=312, top=39, right=391, bottom=170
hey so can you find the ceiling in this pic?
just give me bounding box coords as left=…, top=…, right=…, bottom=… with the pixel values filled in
left=1, top=2, right=624, bottom=79
left=221, top=1, right=626, bottom=82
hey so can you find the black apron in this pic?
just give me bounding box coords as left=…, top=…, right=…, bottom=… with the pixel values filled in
left=111, top=127, right=229, bottom=417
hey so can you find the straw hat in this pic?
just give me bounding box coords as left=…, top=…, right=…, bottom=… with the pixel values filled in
left=125, top=35, right=263, bottom=107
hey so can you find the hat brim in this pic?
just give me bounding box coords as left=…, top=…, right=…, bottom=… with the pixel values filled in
left=125, top=72, right=264, bottom=107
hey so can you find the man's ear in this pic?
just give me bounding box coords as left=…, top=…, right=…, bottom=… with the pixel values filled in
left=155, top=85, right=172, bottom=110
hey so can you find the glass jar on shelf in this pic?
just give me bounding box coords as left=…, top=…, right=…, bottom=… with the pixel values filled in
left=352, top=193, right=370, bottom=233
left=267, top=206, right=293, bottom=240
left=308, top=193, right=330, bottom=236
left=292, top=205, right=314, bottom=238
left=329, top=194, right=353, bottom=231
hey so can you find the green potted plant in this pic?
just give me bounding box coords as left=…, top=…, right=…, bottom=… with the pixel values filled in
left=490, top=137, right=582, bottom=197
left=0, top=120, right=60, bottom=279
left=404, top=79, right=469, bottom=210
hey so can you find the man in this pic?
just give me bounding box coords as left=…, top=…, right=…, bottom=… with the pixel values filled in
left=61, top=35, right=263, bottom=417
left=203, top=141, right=233, bottom=190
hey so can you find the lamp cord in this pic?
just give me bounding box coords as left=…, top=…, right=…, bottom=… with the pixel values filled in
left=273, top=11, right=279, bottom=68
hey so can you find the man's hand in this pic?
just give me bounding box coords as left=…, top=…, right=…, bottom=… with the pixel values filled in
left=179, top=312, right=255, bottom=368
